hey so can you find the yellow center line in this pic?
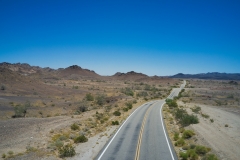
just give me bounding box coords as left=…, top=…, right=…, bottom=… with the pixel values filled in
left=135, top=103, right=155, bottom=160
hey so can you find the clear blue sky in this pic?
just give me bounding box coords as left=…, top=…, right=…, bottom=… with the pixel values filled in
left=0, top=0, right=240, bottom=76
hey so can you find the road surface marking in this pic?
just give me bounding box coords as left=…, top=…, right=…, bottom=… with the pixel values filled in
left=97, top=103, right=147, bottom=160
left=135, top=103, right=154, bottom=160
left=160, top=102, right=175, bottom=160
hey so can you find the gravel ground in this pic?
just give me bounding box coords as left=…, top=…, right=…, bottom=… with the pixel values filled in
left=0, top=116, right=78, bottom=159
left=185, top=103, right=240, bottom=160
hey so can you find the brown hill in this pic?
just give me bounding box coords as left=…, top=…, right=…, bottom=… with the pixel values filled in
left=0, top=67, right=63, bottom=96
left=57, top=65, right=99, bottom=78
left=112, top=71, right=148, bottom=81
left=0, top=63, right=99, bottom=80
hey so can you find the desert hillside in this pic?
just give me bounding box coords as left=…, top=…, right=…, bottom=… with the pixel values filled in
left=0, top=62, right=179, bottom=159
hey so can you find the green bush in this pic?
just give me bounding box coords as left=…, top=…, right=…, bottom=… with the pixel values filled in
left=78, top=101, right=88, bottom=112
left=121, top=87, right=134, bottom=96
left=195, top=145, right=210, bottom=155
left=191, top=106, right=201, bottom=114
left=174, top=108, right=199, bottom=127
left=71, top=123, right=79, bottom=131
left=173, top=132, right=179, bottom=141
left=54, top=140, right=64, bottom=148
left=113, top=111, right=121, bottom=116
left=210, top=119, right=214, bottom=123
left=74, top=135, right=88, bottom=143
left=190, top=144, right=196, bottom=149
left=187, top=149, right=198, bottom=160
left=202, top=154, right=218, bottom=160
left=13, top=101, right=30, bottom=118
left=182, top=130, right=195, bottom=139
left=59, top=135, right=68, bottom=141
left=137, top=91, right=148, bottom=97
left=123, top=108, right=128, bottom=112
left=201, top=113, right=210, bottom=118
left=181, top=114, right=199, bottom=126
left=59, top=144, right=76, bottom=158
left=96, top=94, right=106, bottom=106
left=165, top=99, right=178, bottom=108
left=125, top=102, right=133, bottom=109
left=2, top=153, right=6, bottom=158
left=86, top=93, right=94, bottom=101
left=175, top=138, right=185, bottom=147
left=179, top=152, right=188, bottom=160
left=112, top=121, right=119, bottom=125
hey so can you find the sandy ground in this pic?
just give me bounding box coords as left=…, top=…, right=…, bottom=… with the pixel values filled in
left=184, top=103, right=240, bottom=160
left=68, top=126, right=117, bottom=160
left=0, top=116, right=79, bottom=159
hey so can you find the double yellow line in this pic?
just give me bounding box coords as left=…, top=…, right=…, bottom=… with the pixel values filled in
left=135, top=103, right=154, bottom=160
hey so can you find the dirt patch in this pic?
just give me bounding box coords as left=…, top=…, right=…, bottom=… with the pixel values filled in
left=0, top=116, right=78, bottom=157
left=185, top=103, right=240, bottom=160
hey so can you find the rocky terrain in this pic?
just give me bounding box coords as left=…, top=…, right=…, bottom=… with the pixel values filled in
left=0, top=62, right=177, bottom=159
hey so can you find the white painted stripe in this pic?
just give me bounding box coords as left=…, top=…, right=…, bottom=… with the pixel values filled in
left=159, top=102, right=175, bottom=160
left=97, top=103, right=148, bottom=160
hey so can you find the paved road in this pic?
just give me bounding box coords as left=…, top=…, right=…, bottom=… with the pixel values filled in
left=95, top=81, right=186, bottom=160
left=167, top=80, right=186, bottom=99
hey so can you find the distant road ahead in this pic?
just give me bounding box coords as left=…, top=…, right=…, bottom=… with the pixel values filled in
left=95, top=81, right=186, bottom=160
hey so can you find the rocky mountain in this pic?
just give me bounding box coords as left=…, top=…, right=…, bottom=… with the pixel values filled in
left=58, top=65, right=99, bottom=78
left=0, top=63, right=99, bottom=79
left=112, top=71, right=148, bottom=81
left=171, top=72, right=240, bottom=80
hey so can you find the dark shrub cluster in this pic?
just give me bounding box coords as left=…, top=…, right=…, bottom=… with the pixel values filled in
left=113, top=111, right=121, bottom=116
left=59, top=144, right=76, bottom=158
left=74, top=135, right=88, bottom=143
left=112, top=121, right=119, bottom=125
left=174, top=108, right=199, bottom=127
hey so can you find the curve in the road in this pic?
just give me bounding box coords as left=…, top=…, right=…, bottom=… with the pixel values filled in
left=95, top=80, right=186, bottom=160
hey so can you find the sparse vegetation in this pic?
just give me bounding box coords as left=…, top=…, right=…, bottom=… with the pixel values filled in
left=71, top=123, right=79, bottom=130
left=174, top=108, right=199, bottom=126
left=202, top=154, right=218, bottom=160
left=125, top=102, right=133, bottom=109
left=182, top=130, right=195, bottom=139
left=58, top=144, right=76, bottom=158
left=201, top=113, right=210, bottom=118
left=175, top=138, right=185, bottom=146
left=13, top=101, right=30, bottom=118
left=113, top=110, right=121, bottom=116
left=191, top=106, right=201, bottom=114
left=74, top=135, right=88, bottom=143
left=2, top=153, right=6, bottom=158
left=96, top=94, right=106, bottom=106
left=165, top=99, right=178, bottom=108
left=173, top=132, right=179, bottom=141
left=121, top=87, right=134, bottom=96
left=195, top=145, right=211, bottom=155
left=1, top=84, right=6, bottom=90
left=86, top=93, right=94, bottom=101
left=112, top=121, right=119, bottom=125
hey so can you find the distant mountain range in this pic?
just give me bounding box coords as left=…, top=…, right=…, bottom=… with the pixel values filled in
left=0, top=62, right=167, bottom=82
left=1, top=62, right=239, bottom=81
left=171, top=72, right=240, bottom=80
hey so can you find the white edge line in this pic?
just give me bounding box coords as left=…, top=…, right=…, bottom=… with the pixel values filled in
left=160, top=102, right=175, bottom=160
left=97, top=103, right=147, bottom=160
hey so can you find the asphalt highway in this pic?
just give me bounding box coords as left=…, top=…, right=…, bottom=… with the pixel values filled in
left=95, top=81, right=186, bottom=160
